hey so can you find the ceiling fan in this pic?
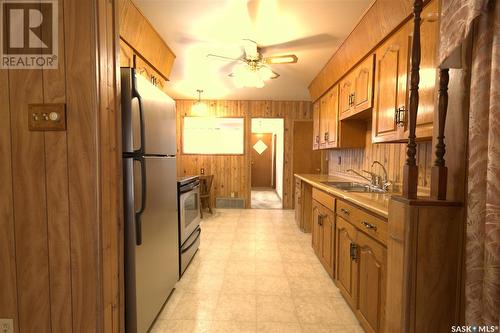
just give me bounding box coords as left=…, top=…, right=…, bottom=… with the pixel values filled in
left=207, top=39, right=298, bottom=88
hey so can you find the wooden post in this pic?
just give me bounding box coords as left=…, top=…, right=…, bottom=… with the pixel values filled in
left=431, top=69, right=450, bottom=200
left=403, top=0, right=424, bottom=199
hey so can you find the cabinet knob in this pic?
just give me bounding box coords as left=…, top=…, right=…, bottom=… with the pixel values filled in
left=361, top=221, right=377, bottom=231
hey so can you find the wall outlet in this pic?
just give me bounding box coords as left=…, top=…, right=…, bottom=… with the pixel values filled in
left=231, top=192, right=235, bottom=198
left=338, top=156, right=342, bottom=165
left=200, top=168, right=205, bottom=175
left=0, top=319, right=13, bottom=333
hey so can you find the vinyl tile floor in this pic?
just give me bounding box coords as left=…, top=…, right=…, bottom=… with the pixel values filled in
left=152, top=209, right=363, bottom=333
left=251, top=189, right=283, bottom=209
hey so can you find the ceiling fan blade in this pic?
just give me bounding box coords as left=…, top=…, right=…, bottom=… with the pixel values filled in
left=264, top=54, right=298, bottom=65
left=207, top=54, right=243, bottom=62
left=261, top=34, right=336, bottom=53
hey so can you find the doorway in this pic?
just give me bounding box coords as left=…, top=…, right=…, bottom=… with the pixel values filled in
left=250, top=118, right=284, bottom=209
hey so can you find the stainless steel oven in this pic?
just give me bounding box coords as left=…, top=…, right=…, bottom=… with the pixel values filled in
left=177, top=176, right=201, bottom=275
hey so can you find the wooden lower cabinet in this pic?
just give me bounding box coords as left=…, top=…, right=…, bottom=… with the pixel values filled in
left=336, top=216, right=358, bottom=307
left=336, top=211, right=387, bottom=333
left=312, top=199, right=335, bottom=277
left=356, top=231, right=387, bottom=333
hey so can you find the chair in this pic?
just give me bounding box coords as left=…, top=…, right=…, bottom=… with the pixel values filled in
left=199, top=175, right=214, bottom=218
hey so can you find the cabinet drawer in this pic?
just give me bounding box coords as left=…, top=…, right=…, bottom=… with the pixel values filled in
left=312, top=188, right=335, bottom=211
left=337, top=200, right=387, bottom=245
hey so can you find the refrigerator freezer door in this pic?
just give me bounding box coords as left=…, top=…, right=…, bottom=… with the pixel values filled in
left=124, top=156, right=179, bottom=333
left=121, top=68, right=177, bottom=156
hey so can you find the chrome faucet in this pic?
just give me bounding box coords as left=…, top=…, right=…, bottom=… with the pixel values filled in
left=371, top=160, right=391, bottom=191
left=346, top=169, right=372, bottom=183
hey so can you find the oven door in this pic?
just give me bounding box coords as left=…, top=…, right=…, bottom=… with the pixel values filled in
left=179, top=185, right=201, bottom=245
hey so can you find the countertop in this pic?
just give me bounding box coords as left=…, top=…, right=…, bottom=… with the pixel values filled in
left=294, top=174, right=391, bottom=219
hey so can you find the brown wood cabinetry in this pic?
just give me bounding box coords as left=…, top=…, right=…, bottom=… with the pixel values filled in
left=339, top=55, right=375, bottom=120
left=312, top=201, right=335, bottom=277
left=119, top=0, right=176, bottom=80
left=339, top=74, right=354, bottom=118
left=312, top=102, right=321, bottom=150
left=372, top=0, right=438, bottom=143
left=372, top=24, right=410, bottom=143
left=335, top=200, right=388, bottom=333
left=312, top=189, right=335, bottom=277
left=295, top=179, right=313, bottom=233
left=336, top=216, right=358, bottom=307
left=356, top=231, right=387, bottom=333
left=324, top=86, right=339, bottom=148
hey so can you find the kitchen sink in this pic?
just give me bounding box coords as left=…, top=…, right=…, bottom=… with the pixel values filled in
left=321, top=181, right=387, bottom=194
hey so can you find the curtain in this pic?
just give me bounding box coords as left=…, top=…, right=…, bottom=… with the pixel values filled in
left=440, top=0, right=500, bottom=326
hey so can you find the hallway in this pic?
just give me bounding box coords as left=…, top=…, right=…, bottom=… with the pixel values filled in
left=151, top=209, right=362, bottom=333
left=251, top=189, right=283, bottom=209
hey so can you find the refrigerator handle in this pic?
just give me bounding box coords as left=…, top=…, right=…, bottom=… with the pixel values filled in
left=134, top=156, right=147, bottom=246
left=131, top=70, right=145, bottom=155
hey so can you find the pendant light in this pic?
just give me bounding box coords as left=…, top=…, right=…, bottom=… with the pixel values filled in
left=192, top=89, right=208, bottom=116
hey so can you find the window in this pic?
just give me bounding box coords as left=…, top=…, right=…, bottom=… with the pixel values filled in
left=182, top=117, right=244, bottom=155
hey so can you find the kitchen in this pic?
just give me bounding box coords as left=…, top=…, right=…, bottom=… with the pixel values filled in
left=0, top=1, right=498, bottom=333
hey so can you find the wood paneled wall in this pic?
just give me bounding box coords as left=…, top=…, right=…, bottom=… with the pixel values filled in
left=0, top=1, right=122, bottom=333
left=176, top=100, right=314, bottom=209
left=328, top=126, right=433, bottom=193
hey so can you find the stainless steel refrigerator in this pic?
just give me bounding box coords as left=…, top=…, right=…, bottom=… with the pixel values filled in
left=121, top=68, right=179, bottom=333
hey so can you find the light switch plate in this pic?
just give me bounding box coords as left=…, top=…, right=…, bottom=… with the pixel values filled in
left=28, top=103, right=66, bottom=131
left=0, top=319, right=13, bottom=333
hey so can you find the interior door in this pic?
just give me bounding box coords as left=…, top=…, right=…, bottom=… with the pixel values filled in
left=251, top=133, right=274, bottom=188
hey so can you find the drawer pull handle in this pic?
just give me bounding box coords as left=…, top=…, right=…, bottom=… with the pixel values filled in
left=362, top=221, right=377, bottom=231
left=341, top=208, right=350, bottom=215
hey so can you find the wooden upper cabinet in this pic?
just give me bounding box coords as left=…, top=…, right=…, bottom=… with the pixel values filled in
left=312, top=101, right=321, bottom=150
left=372, top=24, right=410, bottom=143
left=339, top=75, right=354, bottom=118
left=319, top=96, right=328, bottom=148
left=323, top=85, right=339, bottom=149
left=339, top=54, right=375, bottom=120
left=356, top=232, right=387, bottom=333
left=352, top=54, right=375, bottom=114
left=405, top=0, right=439, bottom=140
left=372, top=0, right=438, bottom=143
left=119, top=0, right=176, bottom=80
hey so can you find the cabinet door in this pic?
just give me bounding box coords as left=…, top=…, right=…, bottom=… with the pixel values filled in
left=312, top=102, right=320, bottom=150
left=312, top=200, right=322, bottom=255
left=325, top=86, right=339, bottom=148
left=356, top=232, right=387, bottom=333
left=336, top=217, right=358, bottom=307
left=321, top=208, right=335, bottom=277
left=319, top=96, right=328, bottom=148
left=372, top=24, right=410, bottom=143
left=339, top=75, right=354, bottom=118
left=405, top=1, right=439, bottom=140
left=353, top=54, right=375, bottom=114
